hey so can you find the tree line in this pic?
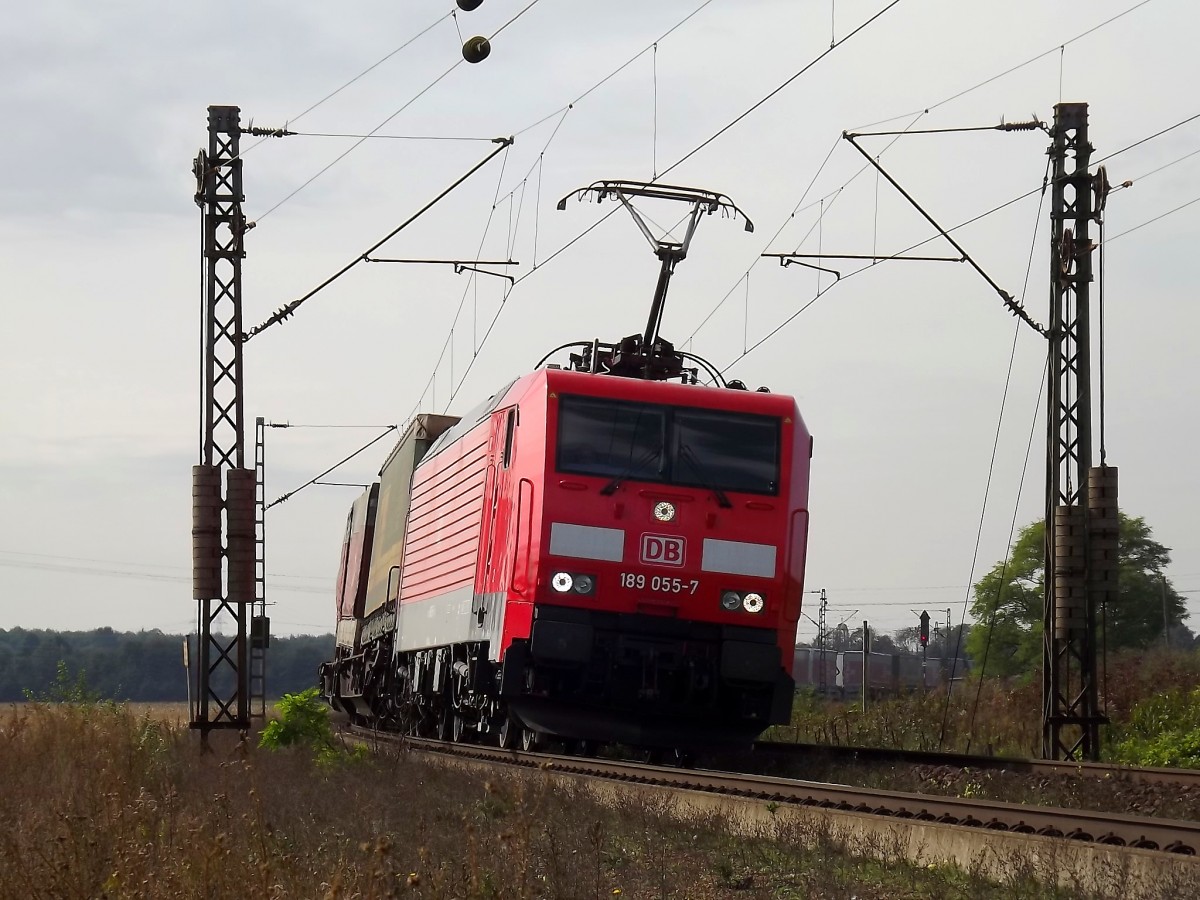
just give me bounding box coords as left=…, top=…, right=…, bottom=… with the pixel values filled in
left=0, top=627, right=333, bottom=703
left=965, top=512, right=1191, bottom=676
left=801, top=510, right=1190, bottom=677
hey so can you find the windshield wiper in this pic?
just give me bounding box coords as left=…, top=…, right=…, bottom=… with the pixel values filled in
left=677, top=443, right=733, bottom=508
left=599, top=445, right=662, bottom=495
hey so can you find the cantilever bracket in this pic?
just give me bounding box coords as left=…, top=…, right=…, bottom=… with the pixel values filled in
left=772, top=256, right=842, bottom=282
left=362, top=256, right=519, bottom=285
left=842, top=132, right=1046, bottom=337
left=454, top=263, right=515, bottom=285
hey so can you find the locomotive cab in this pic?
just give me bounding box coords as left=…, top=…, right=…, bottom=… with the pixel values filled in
left=499, top=369, right=811, bottom=749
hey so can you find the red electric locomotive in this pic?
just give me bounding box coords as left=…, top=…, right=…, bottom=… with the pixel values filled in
left=319, top=182, right=813, bottom=751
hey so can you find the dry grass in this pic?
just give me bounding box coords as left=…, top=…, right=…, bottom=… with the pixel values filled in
left=768, top=679, right=1043, bottom=758
left=0, top=701, right=1093, bottom=899
left=772, top=649, right=1200, bottom=762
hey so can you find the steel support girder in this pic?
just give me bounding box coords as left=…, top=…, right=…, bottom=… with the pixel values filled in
left=200, top=107, right=247, bottom=472
left=1042, top=102, right=1102, bottom=761
left=193, top=105, right=250, bottom=736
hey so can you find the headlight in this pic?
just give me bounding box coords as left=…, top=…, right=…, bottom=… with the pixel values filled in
left=720, top=590, right=741, bottom=611
left=573, top=574, right=595, bottom=594
left=742, top=592, right=765, bottom=613
left=551, top=572, right=574, bottom=593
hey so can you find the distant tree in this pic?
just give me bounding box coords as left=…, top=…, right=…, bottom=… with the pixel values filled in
left=831, top=623, right=852, bottom=651
left=0, top=629, right=335, bottom=702
left=1168, top=623, right=1199, bottom=651
left=869, top=632, right=900, bottom=655
left=967, top=513, right=1187, bottom=677
left=892, top=626, right=922, bottom=655
left=846, top=625, right=872, bottom=651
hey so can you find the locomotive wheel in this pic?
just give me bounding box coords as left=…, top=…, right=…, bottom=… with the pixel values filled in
left=671, top=749, right=696, bottom=769
left=498, top=716, right=520, bottom=750
left=452, top=713, right=467, bottom=743
left=520, top=727, right=540, bottom=752
left=435, top=706, right=453, bottom=742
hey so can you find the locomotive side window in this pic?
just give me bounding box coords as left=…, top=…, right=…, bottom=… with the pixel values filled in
left=557, top=396, right=665, bottom=480
left=672, top=409, right=779, bottom=495
left=502, top=408, right=517, bottom=468
left=556, top=394, right=780, bottom=496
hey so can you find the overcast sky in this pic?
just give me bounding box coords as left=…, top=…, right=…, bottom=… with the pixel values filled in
left=1, top=0, right=1197, bottom=644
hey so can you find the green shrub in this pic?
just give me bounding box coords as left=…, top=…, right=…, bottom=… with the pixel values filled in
left=1111, top=688, right=1200, bottom=768
left=259, top=687, right=341, bottom=762
left=23, top=660, right=111, bottom=707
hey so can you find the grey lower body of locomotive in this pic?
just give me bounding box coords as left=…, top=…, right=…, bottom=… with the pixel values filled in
left=321, top=602, right=794, bottom=750
left=511, top=603, right=793, bottom=749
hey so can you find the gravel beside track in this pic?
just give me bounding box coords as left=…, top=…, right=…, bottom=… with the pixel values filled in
left=348, top=726, right=1200, bottom=856
left=753, top=740, right=1200, bottom=787
left=737, top=741, right=1200, bottom=821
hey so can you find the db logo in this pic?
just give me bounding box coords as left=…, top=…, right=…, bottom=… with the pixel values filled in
left=640, top=534, right=685, bottom=567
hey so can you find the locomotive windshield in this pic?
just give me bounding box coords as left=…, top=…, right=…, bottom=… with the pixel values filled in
left=556, top=395, right=780, bottom=495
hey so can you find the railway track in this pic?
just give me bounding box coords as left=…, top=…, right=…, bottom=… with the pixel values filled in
left=753, top=740, right=1200, bottom=787
left=348, top=725, right=1200, bottom=856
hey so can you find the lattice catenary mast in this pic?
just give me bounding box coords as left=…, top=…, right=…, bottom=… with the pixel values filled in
left=191, top=105, right=256, bottom=739
left=1042, top=102, right=1117, bottom=761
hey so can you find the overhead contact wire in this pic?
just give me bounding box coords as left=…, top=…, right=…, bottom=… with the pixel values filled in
left=936, top=316, right=1026, bottom=750
left=849, top=0, right=1158, bottom=132
left=436, top=143, right=513, bottom=410
left=947, top=157, right=1050, bottom=749
left=243, top=139, right=511, bottom=342
left=659, top=1, right=903, bottom=181
left=512, top=0, right=719, bottom=138
left=685, top=111, right=925, bottom=351
left=253, top=0, right=545, bottom=223
left=415, top=0, right=739, bottom=406
left=228, top=11, right=454, bottom=166
left=515, top=1, right=903, bottom=298
left=254, top=58, right=469, bottom=223
left=267, top=425, right=398, bottom=509
left=722, top=106, right=1198, bottom=366
left=963, top=358, right=1048, bottom=751
left=422, top=0, right=899, bottom=412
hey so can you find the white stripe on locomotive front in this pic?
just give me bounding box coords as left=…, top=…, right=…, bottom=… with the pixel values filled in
left=548, top=522, right=626, bottom=562
left=700, top=538, right=777, bottom=578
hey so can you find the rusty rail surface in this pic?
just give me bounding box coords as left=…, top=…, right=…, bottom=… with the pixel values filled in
left=753, top=740, right=1200, bottom=788
left=348, top=727, right=1200, bottom=855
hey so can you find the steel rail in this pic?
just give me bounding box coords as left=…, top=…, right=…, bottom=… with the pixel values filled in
left=753, top=740, right=1200, bottom=788
left=348, top=727, right=1200, bottom=855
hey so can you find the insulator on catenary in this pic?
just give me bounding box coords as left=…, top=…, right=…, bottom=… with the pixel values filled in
left=192, top=465, right=221, bottom=599
left=998, top=118, right=1045, bottom=132
left=242, top=125, right=295, bottom=138
left=462, top=35, right=491, bottom=63
left=226, top=468, right=257, bottom=604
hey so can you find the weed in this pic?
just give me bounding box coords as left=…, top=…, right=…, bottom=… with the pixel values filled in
left=258, top=687, right=355, bottom=766
left=23, top=659, right=112, bottom=707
